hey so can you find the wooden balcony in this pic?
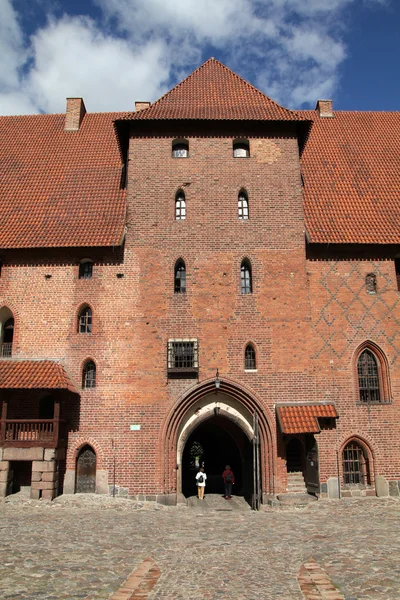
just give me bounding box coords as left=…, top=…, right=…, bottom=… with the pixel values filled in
left=0, top=419, right=66, bottom=448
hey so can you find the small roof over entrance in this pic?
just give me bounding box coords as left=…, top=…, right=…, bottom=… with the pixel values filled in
left=276, top=402, right=338, bottom=434
left=0, top=360, right=78, bottom=394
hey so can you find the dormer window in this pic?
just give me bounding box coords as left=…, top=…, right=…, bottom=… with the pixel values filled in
left=172, top=139, right=189, bottom=158
left=233, top=139, right=250, bottom=158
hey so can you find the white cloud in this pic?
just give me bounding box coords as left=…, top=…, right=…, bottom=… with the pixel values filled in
left=0, top=0, right=390, bottom=115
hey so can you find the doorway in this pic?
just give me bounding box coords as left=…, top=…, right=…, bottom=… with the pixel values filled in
left=181, top=415, right=254, bottom=503
left=76, top=445, right=96, bottom=493
left=11, top=461, right=32, bottom=494
left=286, top=437, right=303, bottom=473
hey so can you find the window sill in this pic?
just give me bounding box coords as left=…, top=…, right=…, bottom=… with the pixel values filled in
left=244, top=369, right=257, bottom=373
left=356, top=401, right=392, bottom=406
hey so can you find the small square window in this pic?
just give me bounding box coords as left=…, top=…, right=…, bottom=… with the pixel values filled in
left=168, top=339, right=198, bottom=374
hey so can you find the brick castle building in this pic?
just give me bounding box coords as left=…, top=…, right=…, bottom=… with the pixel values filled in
left=0, top=58, right=399, bottom=504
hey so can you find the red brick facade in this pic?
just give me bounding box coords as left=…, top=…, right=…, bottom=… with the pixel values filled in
left=0, top=59, right=399, bottom=503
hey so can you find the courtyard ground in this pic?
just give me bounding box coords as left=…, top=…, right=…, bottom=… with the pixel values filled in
left=0, top=493, right=399, bottom=599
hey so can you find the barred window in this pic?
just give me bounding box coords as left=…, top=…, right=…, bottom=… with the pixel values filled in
left=78, top=306, right=92, bottom=334
left=174, top=260, right=186, bottom=293
left=342, top=442, right=369, bottom=485
left=172, top=139, right=189, bottom=158
left=357, top=349, right=380, bottom=403
left=175, top=191, right=186, bottom=220
left=82, top=360, right=96, bottom=389
left=168, top=339, right=198, bottom=371
left=238, top=190, right=249, bottom=220
left=241, top=259, right=252, bottom=294
left=245, top=344, right=256, bottom=370
left=79, top=259, right=93, bottom=280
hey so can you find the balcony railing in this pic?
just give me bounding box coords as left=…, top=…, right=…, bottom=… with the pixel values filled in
left=0, top=343, right=12, bottom=357
left=0, top=419, right=65, bottom=448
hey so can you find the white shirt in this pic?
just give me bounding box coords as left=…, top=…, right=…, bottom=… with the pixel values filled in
left=196, top=471, right=207, bottom=487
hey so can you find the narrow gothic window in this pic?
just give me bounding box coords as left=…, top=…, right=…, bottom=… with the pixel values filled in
left=245, top=345, right=256, bottom=369
left=342, top=441, right=369, bottom=485
left=82, top=360, right=96, bottom=388
left=238, top=190, right=249, bottom=220
left=79, top=259, right=93, bottom=279
left=1, top=317, right=14, bottom=357
left=357, top=349, right=380, bottom=403
left=78, top=306, right=92, bottom=334
left=174, top=260, right=186, bottom=293
left=241, top=259, right=252, bottom=294
left=175, top=191, right=186, bottom=220
left=395, top=259, right=400, bottom=291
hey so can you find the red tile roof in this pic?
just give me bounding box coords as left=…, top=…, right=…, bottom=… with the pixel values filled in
left=121, top=58, right=305, bottom=122
left=0, top=360, right=78, bottom=393
left=300, top=110, right=400, bottom=244
left=0, top=112, right=126, bottom=249
left=276, top=403, right=338, bottom=434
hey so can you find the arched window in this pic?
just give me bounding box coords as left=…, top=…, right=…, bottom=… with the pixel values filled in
left=174, top=260, right=186, bottom=294
left=172, top=139, right=189, bottom=158
left=79, top=259, right=93, bottom=280
left=175, top=190, right=186, bottom=220
left=233, top=139, right=250, bottom=158
left=0, top=307, right=14, bottom=358
left=357, top=349, right=380, bottom=403
left=245, top=344, right=256, bottom=370
left=82, top=360, right=96, bottom=389
left=342, top=441, right=370, bottom=485
left=241, top=259, right=252, bottom=294
left=78, top=306, right=92, bottom=334
left=238, top=190, right=249, bottom=220
left=365, top=273, right=377, bottom=294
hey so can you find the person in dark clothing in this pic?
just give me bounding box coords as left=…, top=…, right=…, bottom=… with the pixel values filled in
left=222, top=465, right=235, bottom=499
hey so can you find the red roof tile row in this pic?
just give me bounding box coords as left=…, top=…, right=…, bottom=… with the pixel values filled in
left=0, top=360, right=78, bottom=393
left=0, top=112, right=126, bottom=249
left=276, top=403, right=338, bottom=434
left=121, top=58, right=305, bottom=122
left=300, top=110, right=400, bottom=244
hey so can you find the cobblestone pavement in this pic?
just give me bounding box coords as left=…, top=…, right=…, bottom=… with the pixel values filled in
left=0, top=493, right=399, bottom=600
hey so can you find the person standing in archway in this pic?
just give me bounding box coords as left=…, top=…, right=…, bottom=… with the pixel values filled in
left=196, top=467, right=207, bottom=500
left=222, top=465, right=235, bottom=499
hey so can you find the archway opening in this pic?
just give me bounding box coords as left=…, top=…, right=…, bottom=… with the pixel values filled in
left=182, top=414, right=253, bottom=502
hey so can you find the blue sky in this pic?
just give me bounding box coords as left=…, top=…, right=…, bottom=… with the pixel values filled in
left=0, top=0, right=399, bottom=115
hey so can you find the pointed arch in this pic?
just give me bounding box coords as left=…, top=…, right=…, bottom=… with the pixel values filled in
left=240, top=258, right=252, bottom=294
left=238, top=189, right=249, bottom=220
left=82, top=359, right=96, bottom=389
left=175, top=189, right=186, bottom=220
left=340, top=436, right=374, bottom=487
left=78, top=304, right=93, bottom=334
left=244, top=343, right=256, bottom=370
left=354, top=341, right=391, bottom=403
left=0, top=305, right=14, bottom=357
left=174, top=259, right=186, bottom=294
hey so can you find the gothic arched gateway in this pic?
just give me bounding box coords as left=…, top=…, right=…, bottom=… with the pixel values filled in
left=161, top=377, right=275, bottom=507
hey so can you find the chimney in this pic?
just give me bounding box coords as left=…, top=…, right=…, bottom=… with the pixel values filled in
left=135, top=101, right=151, bottom=112
left=65, top=98, right=86, bottom=131
left=315, top=99, right=333, bottom=118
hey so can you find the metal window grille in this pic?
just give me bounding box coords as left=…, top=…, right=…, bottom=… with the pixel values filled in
left=172, top=144, right=188, bottom=158
left=168, top=340, right=198, bottom=371
left=79, top=307, right=92, bottom=334
left=79, top=261, right=93, bottom=279
left=83, top=361, right=96, bottom=388
left=0, top=342, right=12, bottom=357
left=175, top=194, right=186, bottom=220
left=233, top=143, right=250, bottom=157
left=238, top=194, right=249, bottom=220
left=174, top=261, right=186, bottom=293
left=358, top=349, right=380, bottom=402
left=245, top=345, right=256, bottom=369
left=342, top=442, right=366, bottom=485
left=241, top=261, right=252, bottom=294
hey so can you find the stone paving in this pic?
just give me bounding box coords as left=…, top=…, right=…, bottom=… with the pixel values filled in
left=0, top=492, right=399, bottom=600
